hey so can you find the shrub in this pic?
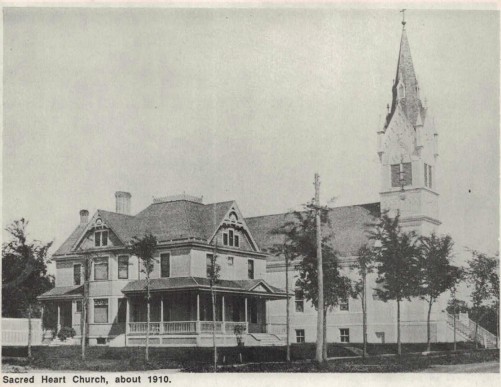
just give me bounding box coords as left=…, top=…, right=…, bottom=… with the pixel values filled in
left=57, top=326, right=76, bottom=341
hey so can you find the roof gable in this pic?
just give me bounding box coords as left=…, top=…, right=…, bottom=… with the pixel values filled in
left=207, top=202, right=260, bottom=252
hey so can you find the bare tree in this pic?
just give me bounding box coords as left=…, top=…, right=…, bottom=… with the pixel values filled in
left=130, top=233, right=158, bottom=362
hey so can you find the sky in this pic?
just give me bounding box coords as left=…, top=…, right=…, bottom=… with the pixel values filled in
left=2, top=7, right=499, bottom=268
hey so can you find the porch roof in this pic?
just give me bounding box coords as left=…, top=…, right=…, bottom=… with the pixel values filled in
left=122, top=277, right=288, bottom=298
left=38, top=285, right=83, bottom=301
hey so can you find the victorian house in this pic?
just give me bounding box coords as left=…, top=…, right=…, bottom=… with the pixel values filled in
left=39, top=193, right=287, bottom=347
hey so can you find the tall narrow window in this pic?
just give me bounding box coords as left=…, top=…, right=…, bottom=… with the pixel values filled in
left=118, top=255, right=129, bottom=279
left=295, top=289, right=304, bottom=313
left=402, top=162, right=412, bottom=186
left=94, top=257, right=108, bottom=281
left=248, top=260, right=254, bottom=279
left=229, top=230, right=234, bottom=246
left=424, top=163, right=428, bottom=187
left=223, top=233, right=228, bottom=246
left=234, top=234, right=240, bottom=247
left=75, top=300, right=82, bottom=313
left=391, top=164, right=401, bottom=187
left=94, top=299, right=109, bottom=323
left=428, top=165, right=432, bottom=189
left=206, top=254, right=214, bottom=278
left=160, top=253, right=170, bottom=278
left=73, top=264, right=82, bottom=285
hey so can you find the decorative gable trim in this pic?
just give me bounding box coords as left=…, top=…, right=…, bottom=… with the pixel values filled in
left=70, top=211, right=126, bottom=252
left=208, top=202, right=261, bottom=252
left=249, top=282, right=273, bottom=293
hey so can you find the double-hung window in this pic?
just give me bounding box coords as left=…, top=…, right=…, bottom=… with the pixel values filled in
left=223, top=229, right=240, bottom=247
left=160, top=253, right=170, bottom=278
left=73, top=264, right=82, bottom=285
left=296, top=329, right=305, bottom=343
left=118, top=255, right=129, bottom=279
left=95, top=230, right=108, bottom=247
left=247, top=260, right=254, bottom=279
left=94, top=299, right=108, bottom=323
left=295, top=289, right=304, bottom=313
left=94, top=257, right=108, bottom=281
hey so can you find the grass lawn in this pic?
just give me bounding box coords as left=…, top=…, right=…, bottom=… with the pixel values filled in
left=2, top=344, right=498, bottom=372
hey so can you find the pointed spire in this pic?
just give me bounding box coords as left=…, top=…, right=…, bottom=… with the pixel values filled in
left=385, top=16, right=425, bottom=128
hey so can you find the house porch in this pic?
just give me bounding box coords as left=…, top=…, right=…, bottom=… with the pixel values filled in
left=125, top=291, right=274, bottom=347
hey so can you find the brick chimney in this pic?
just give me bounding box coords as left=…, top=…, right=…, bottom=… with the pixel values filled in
left=115, top=191, right=131, bottom=215
left=79, top=209, right=89, bottom=224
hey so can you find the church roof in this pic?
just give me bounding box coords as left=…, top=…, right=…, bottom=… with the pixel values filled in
left=386, top=26, right=426, bottom=129
left=53, top=199, right=235, bottom=256
left=246, top=202, right=380, bottom=259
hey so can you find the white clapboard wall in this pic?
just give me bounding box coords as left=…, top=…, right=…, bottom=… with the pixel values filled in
left=2, top=318, right=43, bottom=346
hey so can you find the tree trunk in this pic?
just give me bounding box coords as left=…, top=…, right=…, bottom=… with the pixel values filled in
left=322, top=306, right=327, bottom=361
left=453, top=311, right=457, bottom=352
left=426, top=297, right=434, bottom=352
left=285, top=253, right=291, bottom=362
left=211, top=288, right=217, bottom=372
left=362, top=270, right=367, bottom=358
left=474, top=320, right=479, bottom=349
left=27, top=304, right=32, bottom=359
left=397, top=299, right=401, bottom=355
left=496, top=305, right=499, bottom=350
left=146, top=280, right=150, bottom=362
left=81, top=296, right=86, bottom=361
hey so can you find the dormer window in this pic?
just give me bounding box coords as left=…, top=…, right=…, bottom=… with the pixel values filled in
left=222, top=228, right=240, bottom=248
left=95, top=230, right=108, bottom=247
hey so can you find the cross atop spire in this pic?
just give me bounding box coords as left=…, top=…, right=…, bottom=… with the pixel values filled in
left=400, top=9, right=406, bottom=28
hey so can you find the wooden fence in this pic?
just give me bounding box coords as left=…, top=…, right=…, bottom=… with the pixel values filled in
left=2, top=318, right=43, bottom=346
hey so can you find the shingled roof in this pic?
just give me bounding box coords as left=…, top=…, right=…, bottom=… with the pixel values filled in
left=38, top=285, right=83, bottom=300
left=122, top=277, right=286, bottom=297
left=53, top=200, right=235, bottom=256
left=245, top=203, right=380, bottom=259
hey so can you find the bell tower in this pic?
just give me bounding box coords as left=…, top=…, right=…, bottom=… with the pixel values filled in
left=377, top=17, right=440, bottom=235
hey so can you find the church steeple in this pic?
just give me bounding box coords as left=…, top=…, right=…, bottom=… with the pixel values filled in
left=385, top=23, right=426, bottom=129
left=378, top=16, right=440, bottom=236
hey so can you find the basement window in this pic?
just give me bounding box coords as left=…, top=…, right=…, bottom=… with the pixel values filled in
left=295, top=329, right=305, bottom=343
left=340, top=328, right=350, bottom=343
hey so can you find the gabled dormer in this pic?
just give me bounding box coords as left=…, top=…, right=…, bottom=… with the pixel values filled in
left=71, top=210, right=131, bottom=252
left=209, top=202, right=260, bottom=252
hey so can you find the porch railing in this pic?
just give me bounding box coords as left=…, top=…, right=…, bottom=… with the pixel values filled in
left=128, top=321, right=248, bottom=335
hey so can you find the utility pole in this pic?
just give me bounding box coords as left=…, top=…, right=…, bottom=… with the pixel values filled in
left=314, top=173, right=324, bottom=363
left=284, top=245, right=291, bottom=362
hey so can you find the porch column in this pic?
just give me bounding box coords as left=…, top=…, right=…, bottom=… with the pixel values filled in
left=196, top=293, right=200, bottom=333
left=244, top=297, right=248, bottom=332
left=125, top=298, right=130, bottom=334
left=57, top=304, right=61, bottom=331
left=160, top=297, right=164, bottom=334
left=222, top=295, right=225, bottom=333
left=41, top=304, right=45, bottom=332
